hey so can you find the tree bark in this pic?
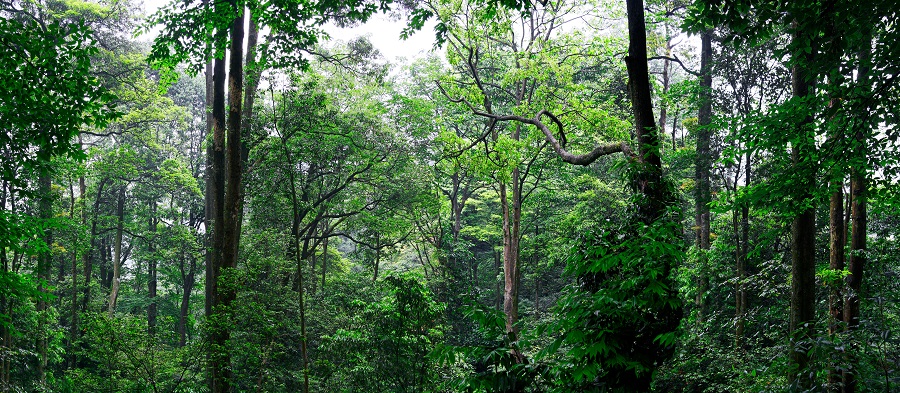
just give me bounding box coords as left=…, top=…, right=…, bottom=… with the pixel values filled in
left=83, top=179, right=106, bottom=314
left=788, top=19, right=817, bottom=388
left=826, top=180, right=844, bottom=391
left=625, top=0, right=664, bottom=223
left=206, top=4, right=229, bottom=391
left=37, top=169, right=52, bottom=384
left=828, top=183, right=844, bottom=333
left=68, top=180, right=80, bottom=368
left=209, top=3, right=247, bottom=389
left=500, top=177, right=521, bottom=338
left=321, top=227, right=328, bottom=290
left=178, top=244, right=196, bottom=347
left=107, top=188, right=125, bottom=317
left=842, top=33, right=871, bottom=393
left=659, top=32, right=671, bottom=150
left=694, top=30, right=713, bottom=324
left=148, top=199, right=158, bottom=334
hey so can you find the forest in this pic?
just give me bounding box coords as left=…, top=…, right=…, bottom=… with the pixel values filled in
left=1, top=0, right=899, bottom=391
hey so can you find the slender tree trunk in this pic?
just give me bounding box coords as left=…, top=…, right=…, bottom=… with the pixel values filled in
left=373, top=243, right=381, bottom=281
left=36, top=169, right=52, bottom=384
left=1, top=180, right=8, bottom=388
left=495, top=249, right=502, bottom=310
left=99, top=237, right=110, bottom=290
left=827, top=180, right=844, bottom=391
left=828, top=182, right=845, bottom=332
left=321, top=228, right=328, bottom=290
left=178, top=246, right=196, bottom=347
left=148, top=200, right=158, bottom=334
left=788, top=19, right=817, bottom=388
left=68, top=181, right=79, bottom=368
left=82, top=179, right=105, bottom=313
left=236, top=12, right=259, bottom=238
left=283, top=129, right=310, bottom=393
left=107, top=187, right=125, bottom=316
left=659, top=33, right=671, bottom=150
left=736, top=151, right=750, bottom=347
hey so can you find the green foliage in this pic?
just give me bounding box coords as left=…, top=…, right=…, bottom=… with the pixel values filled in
left=545, top=213, right=684, bottom=392
left=317, top=272, right=446, bottom=392
left=433, top=301, right=542, bottom=393
left=0, top=18, right=117, bottom=192
left=67, top=313, right=202, bottom=392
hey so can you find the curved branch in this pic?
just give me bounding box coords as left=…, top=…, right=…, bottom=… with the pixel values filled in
left=648, top=55, right=700, bottom=76
left=435, top=82, right=633, bottom=166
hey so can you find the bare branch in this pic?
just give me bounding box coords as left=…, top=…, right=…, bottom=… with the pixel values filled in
left=648, top=55, right=700, bottom=76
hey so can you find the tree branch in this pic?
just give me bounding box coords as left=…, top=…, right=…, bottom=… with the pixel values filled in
left=648, top=55, right=700, bottom=76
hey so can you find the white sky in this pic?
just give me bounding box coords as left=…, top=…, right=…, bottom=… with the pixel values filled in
left=138, top=0, right=439, bottom=65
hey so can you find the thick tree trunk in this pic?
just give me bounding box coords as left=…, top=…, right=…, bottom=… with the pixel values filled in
left=500, top=169, right=522, bottom=341
left=221, top=5, right=245, bottom=275
left=625, top=0, right=664, bottom=223
left=788, top=20, right=817, bottom=388
left=694, top=30, right=713, bottom=324
left=107, top=187, right=125, bottom=316
left=842, top=34, right=871, bottom=393
left=842, top=170, right=866, bottom=392
left=207, top=8, right=229, bottom=392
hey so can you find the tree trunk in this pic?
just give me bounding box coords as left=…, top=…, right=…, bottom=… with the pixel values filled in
left=1, top=180, right=9, bottom=386
left=827, top=180, right=844, bottom=391
left=495, top=249, right=502, bottom=310
left=500, top=171, right=522, bottom=340
left=107, top=187, right=125, bottom=317
left=617, top=1, right=680, bottom=389
left=37, top=169, right=52, bottom=384
left=625, top=0, right=664, bottom=223
left=148, top=199, right=158, bottom=334
left=83, top=179, right=105, bottom=313
left=736, top=151, right=750, bottom=347
left=236, top=12, right=259, bottom=242
left=68, top=180, right=80, bottom=368
left=828, top=183, right=845, bottom=333
left=842, top=34, right=871, bottom=393
left=788, top=19, right=817, bottom=388
left=694, top=30, right=713, bottom=324
left=659, top=33, right=671, bottom=150
left=321, top=229, right=328, bottom=290
left=178, top=245, right=196, bottom=347
left=284, top=122, right=311, bottom=393
left=99, top=237, right=110, bottom=290
left=206, top=10, right=229, bottom=392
